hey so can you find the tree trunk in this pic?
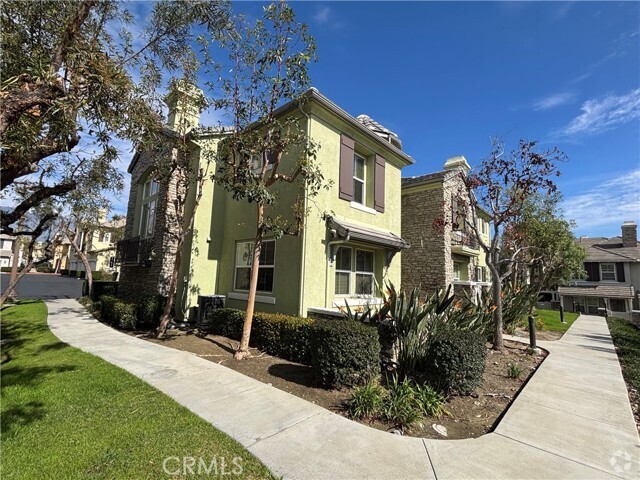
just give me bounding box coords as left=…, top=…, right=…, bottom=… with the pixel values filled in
left=235, top=204, right=264, bottom=360
left=70, top=231, right=93, bottom=298
left=156, top=240, right=183, bottom=338
left=489, top=250, right=503, bottom=351
left=5, top=235, right=22, bottom=302
left=0, top=261, right=35, bottom=306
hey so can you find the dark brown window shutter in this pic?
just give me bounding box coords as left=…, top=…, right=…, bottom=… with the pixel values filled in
left=374, top=154, right=385, bottom=212
left=585, top=262, right=599, bottom=281
left=616, top=263, right=625, bottom=282
left=339, top=134, right=355, bottom=201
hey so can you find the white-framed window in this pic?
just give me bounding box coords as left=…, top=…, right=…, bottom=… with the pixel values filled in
left=453, top=262, right=461, bottom=281
left=355, top=249, right=375, bottom=295
left=476, top=266, right=487, bottom=282
left=234, top=240, right=275, bottom=293
left=353, top=153, right=366, bottom=205
left=600, top=263, right=616, bottom=281
left=335, top=247, right=352, bottom=295
left=99, top=231, right=110, bottom=243
left=334, top=247, right=376, bottom=296
left=139, top=178, right=158, bottom=238
left=610, top=298, right=627, bottom=312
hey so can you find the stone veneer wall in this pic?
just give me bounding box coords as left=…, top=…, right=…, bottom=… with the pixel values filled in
left=118, top=149, right=179, bottom=303
left=402, top=171, right=483, bottom=296
left=401, top=179, right=450, bottom=294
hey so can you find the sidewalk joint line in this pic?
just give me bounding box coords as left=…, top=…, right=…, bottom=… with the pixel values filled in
left=422, top=439, right=438, bottom=480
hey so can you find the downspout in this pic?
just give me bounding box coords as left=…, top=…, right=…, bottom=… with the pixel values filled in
left=297, top=101, right=311, bottom=317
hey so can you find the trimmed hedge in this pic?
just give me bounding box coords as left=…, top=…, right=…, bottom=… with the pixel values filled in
left=191, top=307, right=382, bottom=388
left=98, top=295, right=137, bottom=330
left=425, top=330, right=486, bottom=395
left=309, top=320, right=381, bottom=388
left=83, top=280, right=119, bottom=300
left=1, top=267, right=12, bottom=272
left=137, top=294, right=168, bottom=329
left=206, top=309, right=314, bottom=364
left=59, top=269, right=69, bottom=276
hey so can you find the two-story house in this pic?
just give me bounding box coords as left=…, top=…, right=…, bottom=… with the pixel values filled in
left=68, top=218, right=125, bottom=277
left=117, top=86, right=413, bottom=319
left=558, top=221, right=639, bottom=321
left=401, top=156, right=492, bottom=298
left=0, top=234, right=20, bottom=268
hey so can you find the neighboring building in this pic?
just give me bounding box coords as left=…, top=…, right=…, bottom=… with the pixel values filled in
left=52, top=240, right=71, bottom=272
left=401, top=156, right=492, bottom=298
left=69, top=218, right=125, bottom=276
left=0, top=234, right=20, bottom=268
left=558, top=221, right=639, bottom=321
left=117, top=86, right=414, bottom=319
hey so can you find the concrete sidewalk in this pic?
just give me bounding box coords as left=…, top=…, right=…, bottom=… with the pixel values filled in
left=46, top=299, right=639, bottom=479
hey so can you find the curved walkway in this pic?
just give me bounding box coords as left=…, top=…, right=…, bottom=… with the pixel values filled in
left=46, top=299, right=639, bottom=480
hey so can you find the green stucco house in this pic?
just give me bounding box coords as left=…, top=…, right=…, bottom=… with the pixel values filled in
left=117, top=87, right=414, bottom=319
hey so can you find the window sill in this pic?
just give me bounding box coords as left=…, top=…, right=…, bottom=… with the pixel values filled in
left=227, top=292, right=276, bottom=305
left=349, top=202, right=378, bottom=215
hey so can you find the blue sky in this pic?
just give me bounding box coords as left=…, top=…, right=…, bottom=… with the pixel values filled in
left=284, top=1, right=640, bottom=238
left=10, top=1, right=636, bottom=238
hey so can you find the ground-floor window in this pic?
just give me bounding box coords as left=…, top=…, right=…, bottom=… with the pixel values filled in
left=609, top=298, right=627, bottom=312
left=334, top=247, right=375, bottom=296
left=453, top=262, right=461, bottom=281
left=234, top=240, right=275, bottom=293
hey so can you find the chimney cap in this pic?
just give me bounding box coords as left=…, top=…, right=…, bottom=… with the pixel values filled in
left=622, top=221, right=637, bottom=226
left=444, top=155, right=471, bottom=172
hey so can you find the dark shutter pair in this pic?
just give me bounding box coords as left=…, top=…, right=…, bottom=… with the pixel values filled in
left=338, top=134, right=385, bottom=213
left=585, top=262, right=626, bottom=282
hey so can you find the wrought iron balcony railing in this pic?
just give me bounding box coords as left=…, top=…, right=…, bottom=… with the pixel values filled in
left=115, top=236, right=153, bottom=266
left=451, top=230, right=479, bottom=250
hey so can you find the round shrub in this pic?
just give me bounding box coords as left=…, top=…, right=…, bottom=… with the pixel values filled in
left=252, top=313, right=314, bottom=364
left=310, top=320, right=380, bottom=388
left=425, top=330, right=486, bottom=395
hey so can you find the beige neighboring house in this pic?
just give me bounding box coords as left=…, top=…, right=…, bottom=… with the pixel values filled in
left=401, top=156, right=492, bottom=298
left=558, top=221, right=640, bottom=321
left=52, top=240, right=71, bottom=272
left=0, top=234, right=20, bottom=268
left=69, top=218, right=125, bottom=275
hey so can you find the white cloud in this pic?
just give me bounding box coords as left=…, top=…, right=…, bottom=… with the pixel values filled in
left=551, top=2, right=574, bottom=21
left=531, top=92, right=576, bottom=111
left=555, top=88, right=640, bottom=137
left=313, top=6, right=332, bottom=25
left=562, top=169, right=640, bottom=233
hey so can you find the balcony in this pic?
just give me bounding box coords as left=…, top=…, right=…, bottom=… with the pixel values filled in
left=451, top=231, right=480, bottom=257
left=115, top=236, right=153, bottom=266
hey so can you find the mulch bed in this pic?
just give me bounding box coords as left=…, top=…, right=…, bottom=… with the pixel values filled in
left=131, top=329, right=546, bottom=439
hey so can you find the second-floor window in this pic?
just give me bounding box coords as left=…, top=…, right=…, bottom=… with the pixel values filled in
left=140, top=178, right=158, bottom=238
left=600, top=263, right=616, bottom=281
left=99, top=231, right=110, bottom=243
left=353, top=154, right=366, bottom=205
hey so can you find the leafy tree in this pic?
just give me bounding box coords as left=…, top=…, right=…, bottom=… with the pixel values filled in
left=210, top=2, right=323, bottom=359
left=0, top=204, right=63, bottom=306
left=446, top=138, right=566, bottom=350
left=503, top=192, right=586, bottom=294
left=0, top=0, right=228, bottom=235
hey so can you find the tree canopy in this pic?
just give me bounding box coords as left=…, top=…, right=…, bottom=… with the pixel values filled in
left=0, top=0, right=229, bottom=234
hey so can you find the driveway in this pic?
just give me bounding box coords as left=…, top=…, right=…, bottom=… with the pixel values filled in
left=1, top=273, right=82, bottom=300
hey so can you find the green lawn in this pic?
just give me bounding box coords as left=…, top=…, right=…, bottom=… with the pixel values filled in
left=535, top=308, right=580, bottom=333
left=1, top=301, right=272, bottom=479
left=607, top=317, right=640, bottom=418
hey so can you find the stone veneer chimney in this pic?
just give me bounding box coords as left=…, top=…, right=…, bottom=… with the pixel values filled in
left=621, top=221, right=638, bottom=247
left=164, top=80, right=205, bottom=133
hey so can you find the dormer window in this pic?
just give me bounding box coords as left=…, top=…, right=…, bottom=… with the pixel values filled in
left=140, top=178, right=158, bottom=238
